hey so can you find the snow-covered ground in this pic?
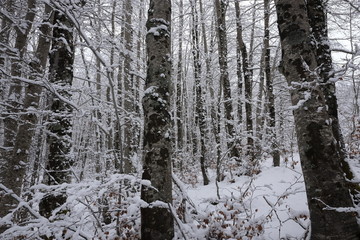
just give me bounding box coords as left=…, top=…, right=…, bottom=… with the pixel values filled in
left=186, top=154, right=309, bottom=239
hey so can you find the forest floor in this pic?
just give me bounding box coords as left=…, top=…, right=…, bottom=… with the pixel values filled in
left=185, top=154, right=309, bottom=239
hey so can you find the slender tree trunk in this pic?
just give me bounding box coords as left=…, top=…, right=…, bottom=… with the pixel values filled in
left=95, top=52, right=103, bottom=179
left=235, top=1, right=243, bottom=127
left=114, top=5, right=125, bottom=173
left=107, top=0, right=117, bottom=172
left=235, top=0, right=255, bottom=164
left=255, top=49, right=265, bottom=149
left=122, top=0, right=134, bottom=174
left=215, top=0, right=240, bottom=161
left=199, top=0, right=221, bottom=174
left=276, top=1, right=360, bottom=238
left=141, top=0, right=174, bottom=238
left=190, top=0, right=209, bottom=185
left=176, top=0, right=184, bottom=154
left=264, top=0, right=280, bottom=166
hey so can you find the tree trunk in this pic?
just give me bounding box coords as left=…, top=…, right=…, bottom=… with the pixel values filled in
left=0, top=4, right=54, bottom=229
left=275, top=1, right=360, bottom=238
left=140, top=0, right=174, bottom=239
left=235, top=0, right=255, bottom=165
left=176, top=0, right=184, bottom=154
left=0, top=3, right=37, bottom=217
left=0, top=0, right=14, bottom=72
left=40, top=5, right=75, bottom=218
left=264, top=0, right=280, bottom=166
left=306, top=0, right=347, bottom=168
left=235, top=1, right=243, bottom=127
left=190, top=0, right=209, bottom=185
left=215, top=0, right=240, bottom=161
left=122, top=0, right=134, bottom=174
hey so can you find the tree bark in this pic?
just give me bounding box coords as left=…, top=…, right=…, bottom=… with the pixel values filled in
left=176, top=0, right=184, bottom=154
left=0, top=4, right=54, bottom=230
left=235, top=0, right=243, bottom=127
left=140, top=0, right=174, bottom=239
left=215, top=0, right=240, bottom=161
left=39, top=5, right=75, bottom=218
left=190, top=0, right=209, bottom=185
left=235, top=0, right=255, bottom=165
left=0, top=0, right=36, bottom=193
left=306, top=0, right=347, bottom=167
left=264, top=0, right=280, bottom=166
left=122, top=0, right=135, bottom=174
left=275, top=1, right=360, bottom=238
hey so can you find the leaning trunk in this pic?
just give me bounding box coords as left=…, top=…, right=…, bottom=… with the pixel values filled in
left=276, top=1, right=360, bottom=238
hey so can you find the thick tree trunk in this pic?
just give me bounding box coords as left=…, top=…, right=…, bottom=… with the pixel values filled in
left=40, top=6, right=75, bottom=218
left=0, top=4, right=54, bottom=230
left=215, top=0, right=240, bottom=161
left=0, top=2, right=37, bottom=214
left=306, top=0, right=347, bottom=166
left=276, top=1, right=360, bottom=239
left=140, top=0, right=174, bottom=239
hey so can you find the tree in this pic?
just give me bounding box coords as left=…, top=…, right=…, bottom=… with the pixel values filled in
left=0, top=3, right=53, bottom=232
left=122, top=0, right=135, bottom=174
left=0, top=1, right=37, bottom=220
left=214, top=0, right=240, bottom=161
left=140, top=0, right=174, bottom=239
left=175, top=0, right=184, bottom=156
left=264, top=0, right=280, bottom=166
left=307, top=0, right=347, bottom=164
left=275, top=0, right=360, bottom=238
left=39, top=2, right=75, bottom=218
left=234, top=0, right=255, bottom=168
left=190, top=0, right=209, bottom=185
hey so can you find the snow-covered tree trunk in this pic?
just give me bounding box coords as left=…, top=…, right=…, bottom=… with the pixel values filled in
left=0, top=4, right=54, bottom=231
left=190, top=0, right=209, bottom=186
left=234, top=1, right=243, bottom=127
left=234, top=1, right=255, bottom=166
left=307, top=0, right=347, bottom=165
left=0, top=0, right=13, bottom=71
left=39, top=5, right=75, bottom=218
left=264, top=0, right=280, bottom=166
left=122, top=0, right=135, bottom=174
left=140, top=0, right=174, bottom=239
left=2, top=0, right=36, bottom=148
left=176, top=0, right=184, bottom=156
left=0, top=3, right=37, bottom=221
left=215, top=0, right=240, bottom=161
left=276, top=0, right=360, bottom=238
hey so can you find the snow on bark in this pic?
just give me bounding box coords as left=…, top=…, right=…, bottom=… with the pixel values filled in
left=275, top=0, right=360, bottom=238
left=140, top=0, right=174, bottom=239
